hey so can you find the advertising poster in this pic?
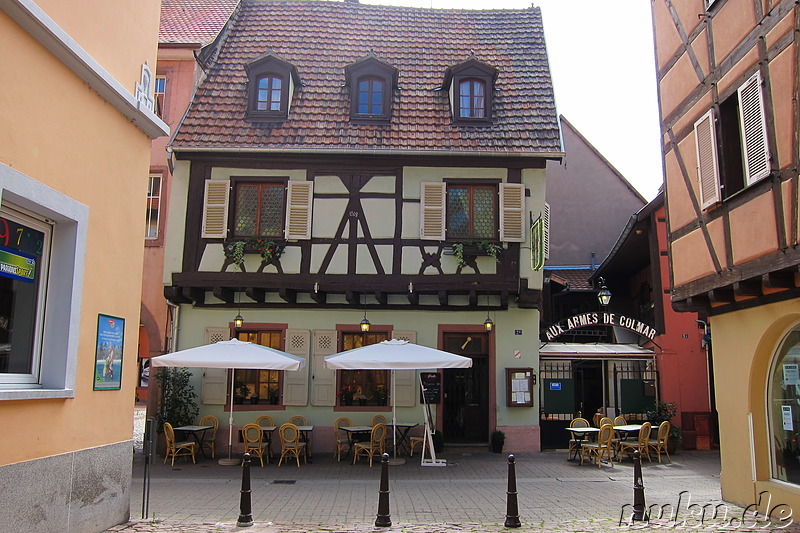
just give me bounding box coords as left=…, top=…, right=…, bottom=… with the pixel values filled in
left=94, top=314, right=125, bottom=390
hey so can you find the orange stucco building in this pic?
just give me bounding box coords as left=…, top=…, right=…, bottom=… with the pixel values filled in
left=0, top=0, right=167, bottom=530
left=652, top=0, right=800, bottom=515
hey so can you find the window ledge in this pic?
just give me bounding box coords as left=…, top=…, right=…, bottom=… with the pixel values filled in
left=334, top=405, right=392, bottom=412
left=0, top=388, right=75, bottom=400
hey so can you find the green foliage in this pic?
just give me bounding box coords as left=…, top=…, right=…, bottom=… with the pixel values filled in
left=491, top=429, right=505, bottom=444
left=155, top=368, right=199, bottom=432
left=646, top=400, right=682, bottom=442
left=451, top=240, right=502, bottom=267
left=225, top=238, right=285, bottom=270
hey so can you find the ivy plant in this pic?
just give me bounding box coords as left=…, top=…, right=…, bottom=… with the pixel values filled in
left=451, top=240, right=502, bottom=268
left=225, top=238, right=285, bottom=271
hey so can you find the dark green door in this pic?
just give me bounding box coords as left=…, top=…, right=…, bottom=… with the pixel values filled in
left=442, top=333, right=489, bottom=444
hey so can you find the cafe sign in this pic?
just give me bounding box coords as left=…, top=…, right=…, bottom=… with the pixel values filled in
left=0, top=247, right=35, bottom=283
left=545, top=312, right=658, bottom=341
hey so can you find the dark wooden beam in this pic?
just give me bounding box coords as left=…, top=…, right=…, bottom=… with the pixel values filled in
left=708, top=287, right=735, bottom=304
left=164, top=286, right=192, bottom=304
left=733, top=278, right=762, bottom=297
left=311, top=289, right=327, bottom=304
left=763, top=269, right=797, bottom=289
left=686, top=293, right=711, bottom=310
left=468, top=288, right=477, bottom=307
left=438, top=291, right=448, bottom=306
left=500, top=290, right=509, bottom=308
left=245, top=287, right=265, bottom=303
left=345, top=290, right=359, bottom=306
left=407, top=290, right=419, bottom=306
left=182, top=286, right=205, bottom=304
left=212, top=286, right=234, bottom=303
left=374, top=291, right=387, bottom=306
left=279, top=288, right=297, bottom=304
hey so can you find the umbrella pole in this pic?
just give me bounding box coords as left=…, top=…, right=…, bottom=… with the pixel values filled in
left=219, top=368, right=239, bottom=466
left=388, top=370, right=405, bottom=465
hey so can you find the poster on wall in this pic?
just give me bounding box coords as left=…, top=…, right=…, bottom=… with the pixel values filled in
left=93, top=314, right=125, bottom=391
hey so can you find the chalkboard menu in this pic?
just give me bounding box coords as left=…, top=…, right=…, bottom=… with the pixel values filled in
left=420, top=372, right=441, bottom=404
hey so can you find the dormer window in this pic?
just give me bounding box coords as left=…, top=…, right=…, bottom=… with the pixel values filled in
left=346, top=53, right=397, bottom=123
left=245, top=52, right=300, bottom=122
left=445, top=56, right=498, bottom=125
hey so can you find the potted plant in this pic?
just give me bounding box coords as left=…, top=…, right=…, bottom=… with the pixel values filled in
left=374, top=385, right=388, bottom=406
left=451, top=240, right=503, bottom=268
left=249, top=392, right=260, bottom=405
left=490, top=429, right=505, bottom=453
left=234, top=381, right=250, bottom=404
left=645, top=400, right=681, bottom=454
left=269, top=387, right=280, bottom=405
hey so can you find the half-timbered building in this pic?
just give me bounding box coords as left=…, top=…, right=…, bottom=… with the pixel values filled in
left=652, top=0, right=800, bottom=509
left=163, top=0, right=561, bottom=452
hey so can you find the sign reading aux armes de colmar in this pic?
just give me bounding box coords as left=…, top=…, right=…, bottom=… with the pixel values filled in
left=545, top=312, right=658, bottom=342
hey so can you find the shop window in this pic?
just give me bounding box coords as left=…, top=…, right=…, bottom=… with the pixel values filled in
left=234, top=330, right=283, bottom=405
left=338, top=332, right=389, bottom=406
left=770, top=325, right=800, bottom=485
left=0, top=165, right=87, bottom=399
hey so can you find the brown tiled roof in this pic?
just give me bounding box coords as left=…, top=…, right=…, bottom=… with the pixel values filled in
left=172, top=0, right=561, bottom=154
left=549, top=268, right=594, bottom=291
left=159, top=0, right=239, bottom=46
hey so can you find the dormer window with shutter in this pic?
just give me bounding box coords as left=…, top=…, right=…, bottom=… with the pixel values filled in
left=245, top=53, right=301, bottom=122
left=201, top=179, right=314, bottom=241
left=444, top=56, right=498, bottom=125
left=694, top=71, right=770, bottom=208
left=346, top=53, right=398, bottom=123
left=419, top=181, right=525, bottom=243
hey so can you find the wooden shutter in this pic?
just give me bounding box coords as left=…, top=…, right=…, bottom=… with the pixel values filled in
left=499, top=183, right=525, bottom=242
left=201, top=327, right=230, bottom=404
left=391, top=330, right=416, bottom=407
left=419, top=182, right=446, bottom=240
left=694, top=109, right=721, bottom=209
left=201, top=180, right=230, bottom=239
left=311, top=329, right=337, bottom=406
left=282, top=329, right=310, bottom=406
left=543, top=202, right=551, bottom=260
left=284, top=180, right=313, bottom=241
left=738, top=72, right=771, bottom=186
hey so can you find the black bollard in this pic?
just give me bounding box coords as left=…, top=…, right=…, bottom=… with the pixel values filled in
left=632, top=450, right=648, bottom=522
left=375, top=453, right=392, bottom=527
left=237, top=453, right=254, bottom=527
left=504, top=454, right=521, bottom=528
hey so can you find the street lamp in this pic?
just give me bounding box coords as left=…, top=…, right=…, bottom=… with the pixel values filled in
left=234, top=290, right=244, bottom=329
left=597, top=277, right=612, bottom=307
left=483, top=294, right=494, bottom=331
left=360, top=293, right=371, bottom=332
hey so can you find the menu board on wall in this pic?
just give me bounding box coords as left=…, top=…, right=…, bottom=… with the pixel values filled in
left=506, top=367, right=535, bottom=407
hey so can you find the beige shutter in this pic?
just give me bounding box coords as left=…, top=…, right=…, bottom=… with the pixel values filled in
left=201, top=180, right=230, bottom=239
left=201, top=327, right=231, bottom=404
left=499, top=183, right=525, bottom=242
left=419, top=182, right=446, bottom=240
left=284, top=180, right=313, bottom=241
left=738, top=72, right=771, bottom=186
left=544, top=202, right=550, bottom=260
left=391, top=330, right=416, bottom=407
left=694, top=109, right=721, bottom=209
left=282, top=329, right=310, bottom=406
left=311, top=329, right=337, bottom=406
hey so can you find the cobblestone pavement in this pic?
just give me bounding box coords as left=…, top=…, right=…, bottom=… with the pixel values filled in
left=116, top=410, right=796, bottom=532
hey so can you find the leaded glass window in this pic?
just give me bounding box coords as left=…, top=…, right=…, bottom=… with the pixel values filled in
left=257, top=75, right=283, bottom=111
left=447, top=184, right=496, bottom=240
left=357, top=77, right=383, bottom=115
left=235, top=330, right=282, bottom=404
left=338, top=332, right=389, bottom=406
left=459, top=79, right=485, bottom=118
left=233, top=182, right=285, bottom=238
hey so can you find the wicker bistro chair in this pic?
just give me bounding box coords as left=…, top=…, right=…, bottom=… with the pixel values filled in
left=618, top=422, right=653, bottom=463
left=353, top=423, right=386, bottom=467
left=163, top=422, right=196, bottom=466
left=289, top=415, right=307, bottom=426
left=256, top=415, right=275, bottom=428
left=198, top=415, right=218, bottom=459
left=278, top=423, right=307, bottom=467
left=567, top=417, right=590, bottom=460
left=648, top=421, right=672, bottom=463
left=333, top=417, right=352, bottom=462
left=613, top=416, right=627, bottom=426
left=241, top=423, right=270, bottom=467
left=580, top=423, right=615, bottom=468
left=598, top=417, right=612, bottom=428
left=256, top=415, right=276, bottom=460
left=371, top=415, right=387, bottom=426
left=409, top=435, right=425, bottom=457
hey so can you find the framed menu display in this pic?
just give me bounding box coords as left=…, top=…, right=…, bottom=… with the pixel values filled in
left=506, top=367, right=534, bottom=407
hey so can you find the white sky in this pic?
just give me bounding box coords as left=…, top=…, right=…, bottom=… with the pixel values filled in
left=364, top=0, right=664, bottom=201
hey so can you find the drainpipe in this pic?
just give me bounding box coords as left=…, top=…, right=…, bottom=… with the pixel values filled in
left=167, top=301, right=180, bottom=353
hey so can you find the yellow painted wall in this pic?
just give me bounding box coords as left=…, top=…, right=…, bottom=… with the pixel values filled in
left=712, top=299, right=800, bottom=509
left=0, top=4, right=159, bottom=464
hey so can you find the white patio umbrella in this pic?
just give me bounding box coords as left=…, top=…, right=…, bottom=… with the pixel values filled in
left=151, top=338, right=306, bottom=465
left=324, top=339, right=472, bottom=464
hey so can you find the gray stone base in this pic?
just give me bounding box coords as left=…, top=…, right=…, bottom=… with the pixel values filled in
left=0, top=440, right=132, bottom=533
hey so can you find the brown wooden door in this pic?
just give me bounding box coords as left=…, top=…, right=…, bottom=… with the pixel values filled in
left=442, top=333, right=489, bottom=444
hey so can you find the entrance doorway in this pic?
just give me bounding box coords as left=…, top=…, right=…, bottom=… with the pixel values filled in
left=574, top=360, right=604, bottom=420
left=442, top=332, right=489, bottom=444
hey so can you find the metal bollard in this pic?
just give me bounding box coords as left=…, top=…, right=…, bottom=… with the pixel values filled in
left=504, top=454, right=521, bottom=528
left=237, top=453, right=254, bottom=527
left=632, top=450, right=648, bottom=522
left=375, top=453, right=392, bottom=527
